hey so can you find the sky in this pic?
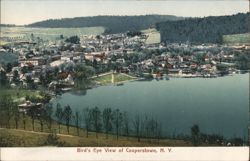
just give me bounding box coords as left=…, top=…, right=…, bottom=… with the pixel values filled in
left=1, top=0, right=249, bottom=25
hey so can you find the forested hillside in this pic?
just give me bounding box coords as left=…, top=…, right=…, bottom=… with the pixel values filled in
left=27, top=15, right=183, bottom=34
left=156, top=13, right=250, bottom=43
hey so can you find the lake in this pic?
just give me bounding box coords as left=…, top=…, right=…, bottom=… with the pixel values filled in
left=51, top=74, right=249, bottom=139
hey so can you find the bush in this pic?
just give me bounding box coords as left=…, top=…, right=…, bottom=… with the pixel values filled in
left=44, top=132, right=65, bottom=146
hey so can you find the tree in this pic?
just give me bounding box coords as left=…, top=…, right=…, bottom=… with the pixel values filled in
left=31, top=33, right=34, bottom=41
left=82, top=107, right=91, bottom=138
left=73, top=64, right=95, bottom=89
left=102, top=108, right=113, bottom=139
left=122, top=112, right=130, bottom=138
left=12, top=70, right=19, bottom=84
left=133, top=114, right=141, bottom=142
left=53, top=66, right=59, bottom=78
left=63, top=105, right=72, bottom=134
left=54, top=103, right=63, bottom=133
left=28, top=106, right=37, bottom=131
left=0, top=70, right=8, bottom=87
left=0, top=94, right=13, bottom=128
left=156, top=121, right=162, bottom=144
left=60, top=34, right=64, bottom=39
left=91, top=106, right=102, bottom=138
left=6, top=63, right=12, bottom=73
left=26, top=75, right=35, bottom=89
left=73, top=110, right=80, bottom=136
left=191, top=124, right=200, bottom=146
left=65, top=35, right=80, bottom=44
left=45, top=103, right=53, bottom=131
left=22, top=112, right=27, bottom=130
left=112, top=109, right=123, bottom=140
left=13, top=103, right=20, bottom=129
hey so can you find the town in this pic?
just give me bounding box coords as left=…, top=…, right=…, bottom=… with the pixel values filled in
left=1, top=31, right=249, bottom=92
left=0, top=29, right=249, bottom=147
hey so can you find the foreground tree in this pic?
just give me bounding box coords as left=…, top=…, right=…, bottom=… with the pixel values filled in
left=122, top=112, right=130, bottom=138
left=91, top=106, right=102, bottom=138
left=82, top=107, right=91, bottom=138
left=63, top=105, right=72, bottom=134
left=0, top=94, right=14, bottom=128
left=13, top=103, right=20, bottom=129
left=133, top=114, right=141, bottom=142
left=102, top=108, right=113, bottom=139
left=54, top=103, right=63, bottom=133
left=45, top=103, right=53, bottom=131
left=28, top=106, right=37, bottom=131
left=112, top=109, right=123, bottom=140
left=73, top=110, right=80, bottom=136
left=191, top=124, right=200, bottom=146
left=0, top=70, right=8, bottom=87
left=22, top=112, right=27, bottom=130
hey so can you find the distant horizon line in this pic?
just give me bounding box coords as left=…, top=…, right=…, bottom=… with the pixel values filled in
left=1, top=12, right=248, bottom=26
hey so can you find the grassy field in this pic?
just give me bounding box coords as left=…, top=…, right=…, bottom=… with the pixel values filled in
left=223, top=33, right=250, bottom=44
left=141, top=28, right=161, bottom=44
left=0, top=115, right=192, bottom=147
left=0, top=88, right=44, bottom=102
left=94, top=73, right=136, bottom=85
left=0, top=41, right=10, bottom=46
left=94, top=73, right=113, bottom=84
left=113, top=73, right=135, bottom=83
left=0, top=26, right=105, bottom=42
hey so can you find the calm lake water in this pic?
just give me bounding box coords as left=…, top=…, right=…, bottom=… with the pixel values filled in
left=52, top=74, right=249, bottom=139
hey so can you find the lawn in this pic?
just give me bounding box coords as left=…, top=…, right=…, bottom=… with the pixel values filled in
left=94, top=73, right=136, bottom=85
left=94, top=73, right=113, bottom=84
left=113, top=73, right=134, bottom=83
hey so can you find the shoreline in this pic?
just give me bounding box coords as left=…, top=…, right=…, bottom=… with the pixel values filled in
left=54, top=72, right=249, bottom=96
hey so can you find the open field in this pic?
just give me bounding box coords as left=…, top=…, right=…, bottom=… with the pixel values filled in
left=94, top=73, right=136, bottom=85
left=141, top=28, right=161, bottom=44
left=94, top=73, right=113, bottom=84
left=0, top=88, right=45, bottom=102
left=0, top=41, right=10, bottom=45
left=0, top=115, right=192, bottom=147
left=223, top=33, right=250, bottom=44
left=113, top=73, right=135, bottom=83
left=0, top=26, right=105, bottom=42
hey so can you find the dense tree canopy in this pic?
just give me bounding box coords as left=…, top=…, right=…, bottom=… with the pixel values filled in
left=27, top=15, right=183, bottom=34
left=156, top=13, right=250, bottom=43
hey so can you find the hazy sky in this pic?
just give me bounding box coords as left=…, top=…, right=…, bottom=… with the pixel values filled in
left=1, top=0, right=249, bottom=25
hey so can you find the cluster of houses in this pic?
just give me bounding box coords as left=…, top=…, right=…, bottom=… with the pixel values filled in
left=1, top=31, right=249, bottom=90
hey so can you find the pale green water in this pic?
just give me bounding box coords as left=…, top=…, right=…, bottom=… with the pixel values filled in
left=52, top=74, right=249, bottom=139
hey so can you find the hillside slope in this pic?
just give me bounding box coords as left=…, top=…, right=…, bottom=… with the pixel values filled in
left=27, top=15, right=183, bottom=34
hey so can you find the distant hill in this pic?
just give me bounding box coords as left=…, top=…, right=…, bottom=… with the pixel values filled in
left=27, top=15, right=183, bottom=34
left=156, top=13, right=250, bottom=44
left=0, top=24, right=16, bottom=27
